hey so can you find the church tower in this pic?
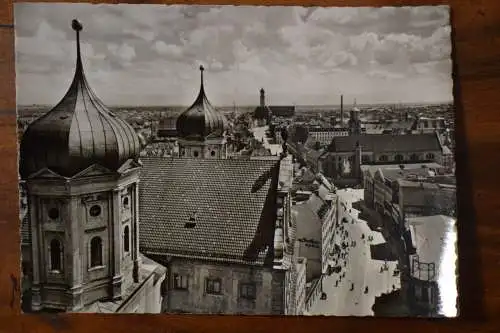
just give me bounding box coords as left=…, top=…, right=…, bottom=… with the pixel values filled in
left=176, top=66, right=228, bottom=159
left=19, top=20, right=143, bottom=312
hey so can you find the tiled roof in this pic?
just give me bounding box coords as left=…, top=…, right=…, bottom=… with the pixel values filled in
left=138, top=157, right=281, bottom=265
left=328, top=133, right=442, bottom=153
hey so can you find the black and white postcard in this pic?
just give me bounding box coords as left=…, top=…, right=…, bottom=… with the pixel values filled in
left=15, top=3, right=457, bottom=317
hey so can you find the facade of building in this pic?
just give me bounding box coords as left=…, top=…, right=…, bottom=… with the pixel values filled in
left=363, top=164, right=456, bottom=223
left=406, top=215, right=457, bottom=317
left=176, top=66, right=228, bottom=160
left=308, top=127, right=349, bottom=146
left=19, top=20, right=165, bottom=313
left=362, top=163, right=456, bottom=317
left=138, top=155, right=305, bottom=315
left=410, top=116, right=447, bottom=134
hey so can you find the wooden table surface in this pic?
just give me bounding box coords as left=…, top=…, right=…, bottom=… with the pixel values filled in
left=0, top=0, right=498, bottom=332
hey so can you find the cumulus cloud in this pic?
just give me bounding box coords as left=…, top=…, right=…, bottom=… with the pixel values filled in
left=14, top=3, right=453, bottom=106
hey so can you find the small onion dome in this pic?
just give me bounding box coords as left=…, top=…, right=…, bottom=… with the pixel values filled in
left=176, top=65, right=227, bottom=140
left=19, top=19, right=141, bottom=179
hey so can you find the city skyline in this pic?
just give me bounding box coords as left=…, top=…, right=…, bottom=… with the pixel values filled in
left=15, top=4, right=453, bottom=107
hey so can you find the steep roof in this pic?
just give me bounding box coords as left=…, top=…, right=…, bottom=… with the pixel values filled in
left=328, top=133, right=442, bottom=153
left=138, top=157, right=282, bottom=265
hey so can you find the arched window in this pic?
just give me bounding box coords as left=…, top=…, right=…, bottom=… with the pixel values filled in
left=123, top=226, right=130, bottom=253
left=395, top=154, right=404, bottom=162
left=90, top=237, right=103, bottom=268
left=426, top=153, right=435, bottom=160
left=50, top=239, right=63, bottom=272
left=211, top=150, right=216, bottom=157
left=410, top=153, right=419, bottom=161
left=193, top=151, right=199, bottom=157
left=379, top=155, right=388, bottom=162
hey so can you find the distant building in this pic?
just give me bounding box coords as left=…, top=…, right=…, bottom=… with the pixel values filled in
left=410, top=116, right=447, bottom=134
left=19, top=20, right=165, bottom=313
left=362, top=164, right=456, bottom=222
left=321, top=133, right=444, bottom=186
left=308, top=127, right=349, bottom=146
left=252, top=88, right=295, bottom=122
left=176, top=66, right=229, bottom=160
left=157, top=115, right=178, bottom=138
left=138, top=155, right=306, bottom=315
left=253, top=88, right=273, bottom=127
left=406, top=215, right=457, bottom=317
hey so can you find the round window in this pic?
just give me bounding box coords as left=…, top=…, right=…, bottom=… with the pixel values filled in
left=89, top=205, right=102, bottom=217
left=48, top=208, right=59, bottom=220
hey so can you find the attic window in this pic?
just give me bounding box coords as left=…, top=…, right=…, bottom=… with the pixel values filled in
left=184, top=212, right=197, bottom=228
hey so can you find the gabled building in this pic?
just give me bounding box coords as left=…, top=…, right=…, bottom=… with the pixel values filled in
left=19, top=20, right=165, bottom=313
left=138, top=155, right=306, bottom=315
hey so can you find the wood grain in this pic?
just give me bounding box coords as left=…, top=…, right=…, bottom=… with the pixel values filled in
left=0, top=0, right=499, bottom=331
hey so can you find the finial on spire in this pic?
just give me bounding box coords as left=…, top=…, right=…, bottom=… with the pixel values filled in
left=72, top=19, right=82, bottom=32
left=199, top=65, right=205, bottom=87
left=72, top=19, right=83, bottom=69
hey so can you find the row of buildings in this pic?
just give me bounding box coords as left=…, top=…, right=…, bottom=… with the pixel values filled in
left=257, top=70, right=457, bottom=316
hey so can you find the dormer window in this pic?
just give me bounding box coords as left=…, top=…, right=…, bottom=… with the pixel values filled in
left=184, top=212, right=197, bottom=228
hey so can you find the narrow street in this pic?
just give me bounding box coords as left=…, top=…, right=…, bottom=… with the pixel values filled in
left=308, top=190, right=401, bottom=316
left=252, top=126, right=283, bottom=156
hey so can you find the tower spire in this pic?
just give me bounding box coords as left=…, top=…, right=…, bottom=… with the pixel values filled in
left=199, top=65, right=205, bottom=91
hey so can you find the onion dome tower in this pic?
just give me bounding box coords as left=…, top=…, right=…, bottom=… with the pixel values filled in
left=176, top=65, right=228, bottom=159
left=19, top=20, right=141, bottom=179
left=21, top=20, right=143, bottom=313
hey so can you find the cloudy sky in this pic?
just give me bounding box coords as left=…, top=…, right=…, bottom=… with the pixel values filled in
left=14, top=4, right=453, bottom=107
